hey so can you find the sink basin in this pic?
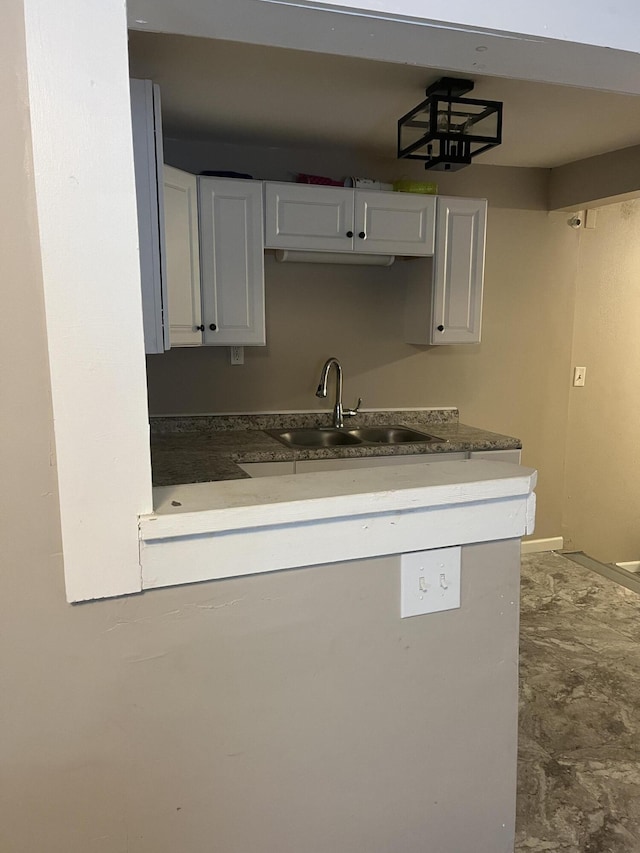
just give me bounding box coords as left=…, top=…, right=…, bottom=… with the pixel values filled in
left=346, top=426, right=443, bottom=444
left=268, top=428, right=361, bottom=448
left=268, top=425, right=445, bottom=449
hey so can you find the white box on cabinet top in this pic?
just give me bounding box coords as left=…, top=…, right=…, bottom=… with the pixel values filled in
left=264, top=182, right=436, bottom=256
left=405, top=196, right=487, bottom=345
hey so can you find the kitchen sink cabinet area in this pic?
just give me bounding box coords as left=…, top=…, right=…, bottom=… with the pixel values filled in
left=149, top=409, right=522, bottom=487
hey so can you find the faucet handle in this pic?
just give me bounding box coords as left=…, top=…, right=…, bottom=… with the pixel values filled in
left=343, top=397, right=362, bottom=418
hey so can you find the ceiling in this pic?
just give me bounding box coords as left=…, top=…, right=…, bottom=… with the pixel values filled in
left=128, top=30, right=640, bottom=169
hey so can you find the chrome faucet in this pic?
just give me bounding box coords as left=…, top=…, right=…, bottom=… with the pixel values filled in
left=315, top=357, right=362, bottom=428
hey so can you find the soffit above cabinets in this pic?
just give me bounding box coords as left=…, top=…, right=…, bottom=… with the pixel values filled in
left=127, top=30, right=640, bottom=170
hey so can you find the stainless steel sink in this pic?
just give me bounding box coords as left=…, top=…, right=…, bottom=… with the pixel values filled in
left=268, top=428, right=362, bottom=448
left=346, top=426, right=442, bottom=444
left=268, top=425, right=445, bottom=449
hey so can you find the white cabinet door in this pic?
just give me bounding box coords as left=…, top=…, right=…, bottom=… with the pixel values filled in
left=354, top=190, right=436, bottom=256
left=431, top=197, right=487, bottom=345
left=264, top=182, right=355, bottom=252
left=198, top=178, right=266, bottom=346
left=163, top=165, right=202, bottom=347
left=130, top=79, right=168, bottom=353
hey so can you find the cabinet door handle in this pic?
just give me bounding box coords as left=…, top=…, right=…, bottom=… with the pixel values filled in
left=346, top=230, right=354, bottom=238
left=195, top=325, right=204, bottom=332
left=358, top=231, right=366, bottom=239
left=209, top=323, right=217, bottom=331
left=437, top=324, right=445, bottom=332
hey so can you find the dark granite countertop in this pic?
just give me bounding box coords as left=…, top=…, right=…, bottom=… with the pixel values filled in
left=150, top=409, right=521, bottom=486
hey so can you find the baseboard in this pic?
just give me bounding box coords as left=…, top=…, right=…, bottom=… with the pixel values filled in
left=521, top=536, right=564, bottom=555
left=615, top=560, right=640, bottom=574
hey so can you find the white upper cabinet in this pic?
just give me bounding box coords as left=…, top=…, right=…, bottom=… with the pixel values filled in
left=198, top=178, right=266, bottom=346
left=263, top=182, right=436, bottom=256
left=163, top=165, right=202, bottom=347
left=130, top=79, right=169, bottom=354
left=354, top=190, right=436, bottom=256
left=404, top=196, right=487, bottom=346
left=432, top=197, right=487, bottom=345
left=264, top=183, right=355, bottom=252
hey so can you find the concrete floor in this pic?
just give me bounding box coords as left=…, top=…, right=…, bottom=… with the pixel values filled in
left=516, top=552, right=640, bottom=852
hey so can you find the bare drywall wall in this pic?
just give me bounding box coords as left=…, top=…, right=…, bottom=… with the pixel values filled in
left=146, top=200, right=578, bottom=540
left=562, top=200, right=640, bottom=562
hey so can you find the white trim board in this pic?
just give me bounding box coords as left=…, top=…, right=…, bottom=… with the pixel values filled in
left=521, top=537, right=564, bottom=555
left=128, top=0, right=640, bottom=96
left=32, top=0, right=636, bottom=602
left=24, top=0, right=153, bottom=602
left=141, top=461, right=537, bottom=590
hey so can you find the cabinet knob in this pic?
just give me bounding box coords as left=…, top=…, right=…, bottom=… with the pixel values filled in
left=358, top=231, right=366, bottom=239
left=437, top=324, right=445, bottom=332
left=195, top=325, right=204, bottom=332
left=346, top=230, right=354, bottom=238
left=209, top=323, right=217, bottom=331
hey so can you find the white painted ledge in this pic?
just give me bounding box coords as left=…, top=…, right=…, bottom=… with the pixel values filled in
left=141, top=460, right=537, bottom=590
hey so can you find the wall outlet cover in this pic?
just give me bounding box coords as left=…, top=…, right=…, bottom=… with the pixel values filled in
left=401, top=546, right=461, bottom=618
left=230, top=345, right=244, bottom=365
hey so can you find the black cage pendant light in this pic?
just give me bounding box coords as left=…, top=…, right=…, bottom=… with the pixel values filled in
left=397, top=77, right=503, bottom=171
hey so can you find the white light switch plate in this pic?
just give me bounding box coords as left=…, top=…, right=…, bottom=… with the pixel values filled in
left=401, top=547, right=461, bottom=618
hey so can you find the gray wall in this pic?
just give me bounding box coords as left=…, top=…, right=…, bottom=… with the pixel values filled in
left=4, top=5, right=520, bottom=850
